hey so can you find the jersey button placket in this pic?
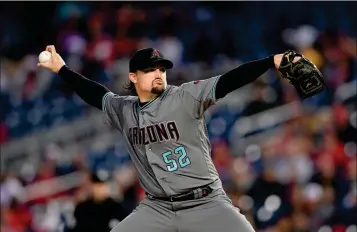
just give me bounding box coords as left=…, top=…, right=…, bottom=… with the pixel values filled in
left=139, top=110, right=151, bottom=152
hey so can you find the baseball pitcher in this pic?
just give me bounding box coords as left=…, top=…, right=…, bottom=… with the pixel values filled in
left=38, top=45, right=324, bottom=232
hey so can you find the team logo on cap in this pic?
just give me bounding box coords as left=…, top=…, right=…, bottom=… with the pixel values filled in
left=151, top=49, right=161, bottom=59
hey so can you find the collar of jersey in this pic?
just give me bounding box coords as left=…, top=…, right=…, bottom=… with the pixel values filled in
left=138, top=87, right=169, bottom=111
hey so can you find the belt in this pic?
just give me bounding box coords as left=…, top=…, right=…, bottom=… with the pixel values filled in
left=146, top=185, right=213, bottom=202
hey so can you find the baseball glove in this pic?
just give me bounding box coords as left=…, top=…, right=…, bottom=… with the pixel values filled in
left=277, top=50, right=325, bottom=99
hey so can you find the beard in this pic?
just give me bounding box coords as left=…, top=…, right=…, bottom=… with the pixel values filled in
left=151, top=86, right=165, bottom=95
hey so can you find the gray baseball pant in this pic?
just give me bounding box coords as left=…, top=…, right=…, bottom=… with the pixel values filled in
left=110, top=189, right=255, bottom=232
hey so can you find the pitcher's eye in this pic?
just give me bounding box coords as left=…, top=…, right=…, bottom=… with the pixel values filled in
left=160, top=68, right=166, bottom=72
left=143, top=68, right=155, bottom=73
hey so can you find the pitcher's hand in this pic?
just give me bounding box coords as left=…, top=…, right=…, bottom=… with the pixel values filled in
left=37, top=45, right=66, bottom=73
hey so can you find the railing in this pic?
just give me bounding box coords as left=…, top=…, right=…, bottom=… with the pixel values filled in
left=25, top=171, right=84, bottom=202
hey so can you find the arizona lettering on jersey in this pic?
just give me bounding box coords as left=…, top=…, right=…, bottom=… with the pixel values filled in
left=129, top=121, right=180, bottom=145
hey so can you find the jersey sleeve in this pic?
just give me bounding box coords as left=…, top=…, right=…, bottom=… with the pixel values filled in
left=102, top=92, right=126, bottom=131
left=178, top=75, right=221, bottom=118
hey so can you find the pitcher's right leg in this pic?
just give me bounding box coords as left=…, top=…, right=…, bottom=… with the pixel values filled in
left=110, top=199, right=176, bottom=232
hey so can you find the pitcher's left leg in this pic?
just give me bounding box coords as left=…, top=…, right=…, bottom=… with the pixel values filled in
left=177, top=196, right=255, bottom=232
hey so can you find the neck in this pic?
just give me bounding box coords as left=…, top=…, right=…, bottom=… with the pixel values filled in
left=137, top=91, right=159, bottom=103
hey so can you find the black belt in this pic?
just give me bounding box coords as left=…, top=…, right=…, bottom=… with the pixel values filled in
left=146, top=185, right=213, bottom=202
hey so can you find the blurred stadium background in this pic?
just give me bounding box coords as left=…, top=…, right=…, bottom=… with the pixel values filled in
left=1, top=1, right=356, bottom=232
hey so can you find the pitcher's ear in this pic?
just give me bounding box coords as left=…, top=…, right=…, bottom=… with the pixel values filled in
left=128, top=73, right=137, bottom=84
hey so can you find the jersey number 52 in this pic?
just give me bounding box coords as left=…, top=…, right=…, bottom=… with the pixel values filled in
left=162, top=146, right=191, bottom=172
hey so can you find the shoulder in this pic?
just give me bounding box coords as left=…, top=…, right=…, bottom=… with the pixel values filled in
left=165, top=85, right=180, bottom=94
left=105, top=92, right=138, bottom=103
left=122, top=95, right=138, bottom=104
left=109, top=93, right=138, bottom=101
left=161, top=85, right=187, bottom=101
left=162, top=83, right=199, bottom=101
left=165, top=83, right=194, bottom=95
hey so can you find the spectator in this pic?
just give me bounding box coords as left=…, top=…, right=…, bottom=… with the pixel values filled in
left=241, top=81, right=277, bottom=117
left=66, top=171, right=129, bottom=232
left=1, top=197, right=33, bottom=232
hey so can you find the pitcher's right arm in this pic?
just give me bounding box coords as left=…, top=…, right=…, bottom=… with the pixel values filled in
left=38, top=45, right=126, bottom=129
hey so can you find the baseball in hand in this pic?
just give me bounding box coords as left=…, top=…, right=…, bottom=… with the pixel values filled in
left=38, top=51, right=52, bottom=63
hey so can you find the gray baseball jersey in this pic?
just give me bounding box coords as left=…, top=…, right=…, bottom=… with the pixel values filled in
left=102, top=75, right=222, bottom=197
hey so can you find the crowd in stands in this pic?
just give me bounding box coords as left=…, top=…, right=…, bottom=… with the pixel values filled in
left=1, top=2, right=356, bottom=232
